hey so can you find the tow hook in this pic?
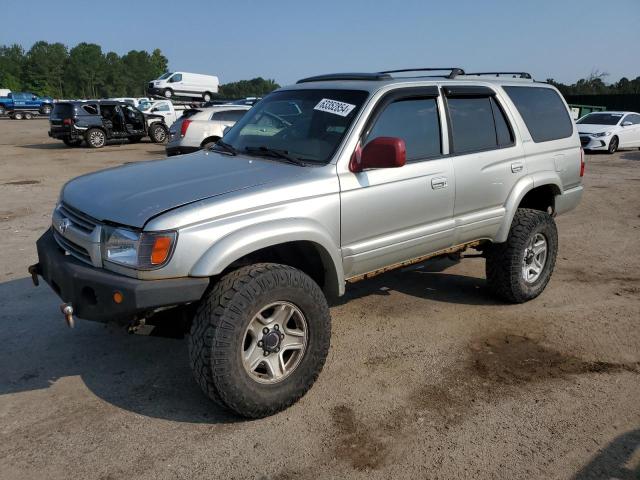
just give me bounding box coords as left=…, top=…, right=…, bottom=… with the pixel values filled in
left=60, top=303, right=75, bottom=328
left=28, top=264, right=40, bottom=286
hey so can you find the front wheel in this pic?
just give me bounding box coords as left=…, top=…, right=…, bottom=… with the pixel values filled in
left=188, top=263, right=331, bottom=418
left=148, top=123, right=168, bottom=143
left=607, top=136, right=619, bottom=154
left=485, top=208, right=558, bottom=303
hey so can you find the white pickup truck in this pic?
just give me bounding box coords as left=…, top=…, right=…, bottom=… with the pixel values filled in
left=138, top=100, right=187, bottom=127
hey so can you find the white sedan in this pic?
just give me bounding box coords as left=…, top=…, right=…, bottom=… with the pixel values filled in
left=577, top=111, right=640, bottom=154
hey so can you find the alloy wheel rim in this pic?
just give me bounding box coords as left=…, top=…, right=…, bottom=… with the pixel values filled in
left=241, top=301, right=308, bottom=384
left=90, top=130, right=105, bottom=146
left=155, top=128, right=166, bottom=141
left=522, top=233, right=548, bottom=283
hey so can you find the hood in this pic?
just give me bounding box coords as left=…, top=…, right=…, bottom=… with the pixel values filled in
left=577, top=124, right=617, bottom=134
left=144, top=113, right=164, bottom=121
left=62, top=151, right=303, bottom=228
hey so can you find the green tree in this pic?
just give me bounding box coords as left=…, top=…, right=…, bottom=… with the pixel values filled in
left=23, top=41, right=68, bottom=97
left=0, top=44, right=26, bottom=90
left=64, top=43, right=105, bottom=98
left=219, top=77, right=280, bottom=98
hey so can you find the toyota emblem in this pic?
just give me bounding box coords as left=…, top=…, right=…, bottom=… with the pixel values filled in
left=58, top=218, right=71, bottom=234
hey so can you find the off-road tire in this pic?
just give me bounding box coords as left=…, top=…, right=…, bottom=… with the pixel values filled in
left=485, top=208, right=558, bottom=303
left=188, top=263, right=331, bottom=418
left=149, top=123, right=168, bottom=143
left=85, top=128, right=106, bottom=148
left=63, top=137, right=82, bottom=147
left=607, top=136, right=619, bottom=154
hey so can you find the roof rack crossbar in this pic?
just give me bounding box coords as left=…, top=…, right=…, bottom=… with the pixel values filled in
left=464, top=71, right=532, bottom=79
left=296, top=72, right=392, bottom=84
left=379, top=67, right=465, bottom=79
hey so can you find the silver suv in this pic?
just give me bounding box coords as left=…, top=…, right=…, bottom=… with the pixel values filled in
left=30, top=67, right=584, bottom=418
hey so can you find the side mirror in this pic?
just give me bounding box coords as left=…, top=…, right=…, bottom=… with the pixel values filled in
left=350, top=137, right=406, bottom=173
left=622, top=121, right=633, bottom=127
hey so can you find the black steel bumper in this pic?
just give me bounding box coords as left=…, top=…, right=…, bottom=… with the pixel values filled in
left=33, top=230, right=209, bottom=323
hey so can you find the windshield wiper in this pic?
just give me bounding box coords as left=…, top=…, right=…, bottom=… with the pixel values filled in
left=211, top=140, right=237, bottom=156
left=244, top=146, right=307, bottom=166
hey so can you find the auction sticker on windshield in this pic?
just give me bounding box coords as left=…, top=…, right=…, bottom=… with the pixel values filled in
left=314, top=98, right=356, bottom=117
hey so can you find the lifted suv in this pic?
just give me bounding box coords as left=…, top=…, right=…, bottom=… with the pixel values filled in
left=49, top=100, right=170, bottom=148
left=31, top=68, right=584, bottom=418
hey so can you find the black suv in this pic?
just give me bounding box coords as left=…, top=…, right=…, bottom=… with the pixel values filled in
left=49, top=100, right=169, bottom=148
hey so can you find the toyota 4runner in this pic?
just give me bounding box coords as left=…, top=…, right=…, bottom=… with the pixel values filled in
left=30, top=68, right=584, bottom=418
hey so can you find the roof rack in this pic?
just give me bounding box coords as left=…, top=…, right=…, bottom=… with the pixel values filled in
left=463, top=71, right=532, bottom=79
left=379, top=67, right=466, bottom=79
left=297, top=72, right=392, bottom=84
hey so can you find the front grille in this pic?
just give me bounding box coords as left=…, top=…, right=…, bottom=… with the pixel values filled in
left=148, top=82, right=154, bottom=90
left=52, top=203, right=102, bottom=266
left=53, top=230, right=91, bottom=263
left=58, top=203, right=98, bottom=233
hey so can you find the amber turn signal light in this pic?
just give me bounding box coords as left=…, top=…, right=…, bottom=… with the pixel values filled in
left=151, top=236, right=173, bottom=265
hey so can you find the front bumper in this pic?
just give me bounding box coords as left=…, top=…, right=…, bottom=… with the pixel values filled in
left=579, top=135, right=610, bottom=150
left=33, top=229, right=209, bottom=323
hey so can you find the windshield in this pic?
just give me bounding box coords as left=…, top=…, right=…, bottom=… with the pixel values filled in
left=138, top=102, right=154, bottom=112
left=221, top=89, right=369, bottom=163
left=157, top=72, right=173, bottom=80
left=577, top=113, right=623, bottom=125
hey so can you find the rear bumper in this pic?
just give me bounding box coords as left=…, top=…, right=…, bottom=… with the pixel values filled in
left=34, top=229, right=209, bottom=323
left=555, top=185, right=584, bottom=216
left=49, top=126, right=80, bottom=140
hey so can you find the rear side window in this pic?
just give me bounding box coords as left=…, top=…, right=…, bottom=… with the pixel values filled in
left=447, top=96, right=514, bottom=153
left=82, top=104, right=98, bottom=115
left=51, top=104, right=73, bottom=118
left=212, top=110, right=248, bottom=122
left=366, top=98, right=441, bottom=161
left=503, top=86, right=573, bottom=142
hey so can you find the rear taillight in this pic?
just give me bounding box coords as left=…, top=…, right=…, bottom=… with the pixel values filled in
left=580, top=148, right=585, bottom=177
left=180, top=119, right=191, bottom=137
left=63, top=118, right=73, bottom=126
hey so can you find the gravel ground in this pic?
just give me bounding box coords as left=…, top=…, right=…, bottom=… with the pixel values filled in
left=0, top=118, right=638, bottom=480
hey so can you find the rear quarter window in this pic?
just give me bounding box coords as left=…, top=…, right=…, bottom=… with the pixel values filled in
left=503, top=86, right=573, bottom=142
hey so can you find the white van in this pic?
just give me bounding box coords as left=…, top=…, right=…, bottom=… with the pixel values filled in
left=148, top=72, right=219, bottom=101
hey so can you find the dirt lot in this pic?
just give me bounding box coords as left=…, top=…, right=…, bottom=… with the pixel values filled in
left=0, top=118, right=639, bottom=480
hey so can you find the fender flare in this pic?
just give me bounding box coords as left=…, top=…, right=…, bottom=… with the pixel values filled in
left=189, top=218, right=345, bottom=297
left=495, top=172, right=563, bottom=243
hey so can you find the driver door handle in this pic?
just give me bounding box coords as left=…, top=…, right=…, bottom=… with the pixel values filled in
left=431, top=177, right=448, bottom=189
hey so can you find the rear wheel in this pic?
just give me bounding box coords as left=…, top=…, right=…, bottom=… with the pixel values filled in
left=40, top=104, right=52, bottom=115
left=13, top=112, right=24, bottom=120
left=188, top=263, right=331, bottom=418
left=0, top=106, right=5, bottom=115
left=607, top=136, right=619, bottom=154
left=24, top=112, right=33, bottom=120
left=486, top=208, right=558, bottom=303
left=149, top=123, right=168, bottom=143
left=201, top=137, right=220, bottom=150
left=85, top=128, right=106, bottom=148
left=202, top=91, right=212, bottom=102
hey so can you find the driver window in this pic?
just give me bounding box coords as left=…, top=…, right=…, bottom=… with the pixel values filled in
left=170, top=73, right=182, bottom=83
left=365, top=98, right=442, bottom=162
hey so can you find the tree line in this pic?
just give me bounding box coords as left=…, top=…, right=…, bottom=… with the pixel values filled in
left=547, top=71, right=640, bottom=96
left=0, top=41, right=280, bottom=99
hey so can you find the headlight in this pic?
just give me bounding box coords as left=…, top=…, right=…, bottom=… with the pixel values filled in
left=102, top=226, right=176, bottom=269
left=592, top=131, right=611, bottom=137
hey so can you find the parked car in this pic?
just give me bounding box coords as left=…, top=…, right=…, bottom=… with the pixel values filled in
left=48, top=100, right=169, bottom=148
left=110, top=97, right=152, bottom=108
left=577, top=111, right=640, bottom=153
left=147, top=71, right=219, bottom=101
left=0, top=91, right=54, bottom=116
left=138, top=99, right=187, bottom=127
left=166, top=105, right=251, bottom=156
left=31, top=67, right=583, bottom=418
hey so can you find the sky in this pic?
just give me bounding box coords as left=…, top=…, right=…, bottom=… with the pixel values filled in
left=2, top=0, right=639, bottom=86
